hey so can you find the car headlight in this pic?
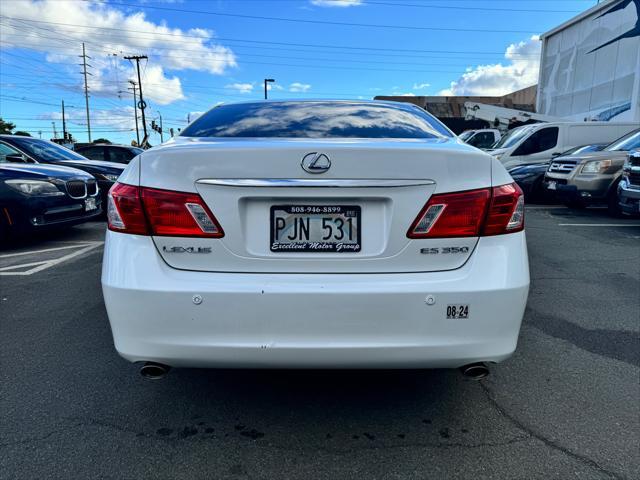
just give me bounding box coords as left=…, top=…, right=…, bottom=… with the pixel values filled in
left=581, top=159, right=612, bottom=174
left=5, top=179, right=64, bottom=196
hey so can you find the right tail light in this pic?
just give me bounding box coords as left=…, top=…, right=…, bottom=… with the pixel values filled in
left=407, top=182, right=524, bottom=238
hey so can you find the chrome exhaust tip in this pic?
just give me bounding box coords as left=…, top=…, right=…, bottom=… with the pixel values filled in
left=140, top=362, right=171, bottom=380
left=460, top=362, right=489, bottom=380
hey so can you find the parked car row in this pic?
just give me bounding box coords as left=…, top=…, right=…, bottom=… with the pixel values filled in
left=0, top=136, right=131, bottom=239
left=459, top=124, right=640, bottom=216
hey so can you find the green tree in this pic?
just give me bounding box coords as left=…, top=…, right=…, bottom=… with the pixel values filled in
left=92, top=138, right=111, bottom=144
left=13, top=131, right=31, bottom=137
left=0, top=118, right=16, bottom=134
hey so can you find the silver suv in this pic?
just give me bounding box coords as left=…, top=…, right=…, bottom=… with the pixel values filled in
left=543, top=129, right=640, bottom=215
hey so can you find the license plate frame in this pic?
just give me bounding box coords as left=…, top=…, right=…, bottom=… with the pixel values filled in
left=84, top=197, right=97, bottom=212
left=270, top=205, right=361, bottom=253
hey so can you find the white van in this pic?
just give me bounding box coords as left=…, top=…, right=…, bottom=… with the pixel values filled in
left=488, top=122, right=639, bottom=169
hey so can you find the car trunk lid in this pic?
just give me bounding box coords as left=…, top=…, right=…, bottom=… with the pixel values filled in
left=142, top=137, right=491, bottom=273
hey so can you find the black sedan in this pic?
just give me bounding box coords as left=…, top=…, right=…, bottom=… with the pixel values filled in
left=509, top=143, right=607, bottom=202
left=75, top=144, right=143, bottom=164
left=0, top=135, right=124, bottom=207
left=0, top=162, right=102, bottom=238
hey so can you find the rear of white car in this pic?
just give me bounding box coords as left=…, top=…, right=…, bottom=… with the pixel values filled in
left=101, top=100, right=529, bottom=372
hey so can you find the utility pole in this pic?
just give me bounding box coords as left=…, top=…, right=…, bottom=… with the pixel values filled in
left=128, top=80, right=140, bottom=146
left=264, top=78, right=275, bottom=100
left=61, top=100, right=67, bottom=141
left=124, top=55, right=149, bottom=143
left=79, top=43, right=92, bottom=142
left=157, top=110, right=164, bottom=143
left=52, top=121, right=58, bottom=140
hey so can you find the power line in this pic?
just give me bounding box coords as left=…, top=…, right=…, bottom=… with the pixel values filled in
left=90, top=1, right=541, bottom=34
left=0, top=14, right=539, bottom=40
left=318, top=0, right=583, bottom=13
left=0, top=16, right=541, bottom=57
left=0, top=94, right=80, bottom=108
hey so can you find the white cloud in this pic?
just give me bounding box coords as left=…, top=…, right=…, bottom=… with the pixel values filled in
left=226, top=83, right=255, bottom=94
left=438, top=36, right=541, bottom=96
left=141, top=65, right=185, bottom=105
left=289, top=82, right=312, bottom=93
left=390, top=91, right=416, bottom=97
left=311, top=0, right=363, bottom=7
left=0, top=0, right=237, bottom=104
left=187, top=111, right=205, bottom=123
left=413, top=83, right=431, bottom=90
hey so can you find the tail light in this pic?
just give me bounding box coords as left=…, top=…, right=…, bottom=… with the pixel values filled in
left=482, top=183, right=524, bottom=236
left=107, top=182, right=224, bottom=237
left=407, top=182, right=524, bottom=238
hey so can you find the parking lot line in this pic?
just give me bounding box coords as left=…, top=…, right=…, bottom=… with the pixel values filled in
left=524, top=205, right=566, bottom=209
left=0, top=243, right=96, bottom=259
left=558, top=223, right=640, bottom=227
left=0, top=241, right=103, bottom=276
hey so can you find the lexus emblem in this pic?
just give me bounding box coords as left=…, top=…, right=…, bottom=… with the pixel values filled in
left=301, top=152, right=331, bottom=174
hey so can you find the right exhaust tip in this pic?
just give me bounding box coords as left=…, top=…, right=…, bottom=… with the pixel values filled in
left=460, top=362, right=489, bottom=380
left=140, top=362, right=171, bottom=380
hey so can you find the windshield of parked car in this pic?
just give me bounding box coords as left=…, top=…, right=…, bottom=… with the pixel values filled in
left=181, top=101, right=453, bottom=139
left=7, top=137, right=88, bottom=162
left=492, top=126, right=534, bottom=149
left=605, top=130, right=640, bottom=152
left=458, top=130, right=474, bottom=141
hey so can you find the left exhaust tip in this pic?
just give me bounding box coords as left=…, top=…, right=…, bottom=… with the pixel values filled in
left=460, top=362, right=489, bottom=380
left=140, top=362, right=171, bottom=380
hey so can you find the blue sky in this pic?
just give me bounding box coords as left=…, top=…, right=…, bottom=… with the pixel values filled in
left=0, top=0, right=598, bottom=144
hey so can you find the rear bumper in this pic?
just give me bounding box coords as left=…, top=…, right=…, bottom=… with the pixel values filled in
left=101, top=231, right=530, bottom=369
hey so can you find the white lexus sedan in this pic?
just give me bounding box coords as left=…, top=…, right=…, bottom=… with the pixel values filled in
left=101, top=100, right=529, bottom=380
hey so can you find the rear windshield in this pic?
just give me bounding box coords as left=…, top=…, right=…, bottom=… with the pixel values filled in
left=180, top=101, right=452, bottom=139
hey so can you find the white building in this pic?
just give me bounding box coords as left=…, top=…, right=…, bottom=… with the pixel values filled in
left=537, top=0, right=640, bottom=122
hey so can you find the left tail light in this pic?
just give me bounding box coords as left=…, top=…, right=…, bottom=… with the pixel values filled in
left=107, top=182, right=224, bottom=237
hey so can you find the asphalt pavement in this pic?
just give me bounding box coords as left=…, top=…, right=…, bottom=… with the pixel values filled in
left=1, top=207, right=639, bottom=480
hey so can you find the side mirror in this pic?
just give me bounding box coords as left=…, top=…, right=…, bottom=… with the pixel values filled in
left=4, top=153, right=26, bottom=163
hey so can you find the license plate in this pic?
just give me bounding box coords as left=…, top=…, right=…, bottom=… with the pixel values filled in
left=270, top=205, right=361, bottom=253
left=547, top=181, right=557, bottom=190
left=85, top=197, right=97, bottom=212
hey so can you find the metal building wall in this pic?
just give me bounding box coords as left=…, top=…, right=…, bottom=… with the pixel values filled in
left=537, top=0, right=640, bottom=122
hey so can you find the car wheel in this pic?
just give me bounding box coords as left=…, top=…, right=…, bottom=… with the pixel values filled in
left=607, top=187, right=623, bottom=217
left=529, top=177, right=547, bottom=203
left=0, top=212, right=11, bottom=244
